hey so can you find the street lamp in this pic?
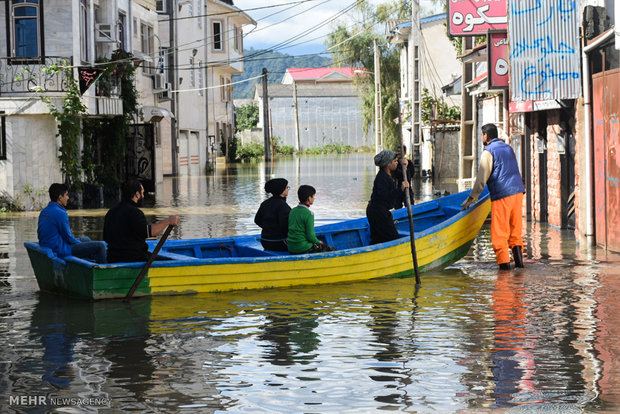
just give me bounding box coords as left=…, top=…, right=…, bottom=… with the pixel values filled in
left=354, top=68, right=382, bottom=154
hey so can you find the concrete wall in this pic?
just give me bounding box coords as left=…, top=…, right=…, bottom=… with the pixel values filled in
left=1, top=115, right=62, bottom=200
left=432, top=128, right=460, bottom=183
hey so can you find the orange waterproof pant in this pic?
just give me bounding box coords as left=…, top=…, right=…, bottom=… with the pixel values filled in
left=490, top=192, right=524, bottom=264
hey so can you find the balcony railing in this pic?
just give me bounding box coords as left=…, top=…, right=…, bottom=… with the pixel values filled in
left=0, top=56, right=74, bottom=95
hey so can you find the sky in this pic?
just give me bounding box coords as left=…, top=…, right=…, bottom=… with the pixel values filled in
left=233, top=0, right=443, bottom=56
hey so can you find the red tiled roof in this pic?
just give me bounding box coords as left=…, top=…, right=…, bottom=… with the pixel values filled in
left=470, top=72, right=488, bottom=84
left=286, top=67, right=360, bottom=80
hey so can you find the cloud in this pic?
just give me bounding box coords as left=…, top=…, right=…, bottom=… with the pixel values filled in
left=234, top=0, right=442, bottom=53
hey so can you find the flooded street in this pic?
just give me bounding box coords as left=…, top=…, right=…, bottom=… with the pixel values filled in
left=2, top=153, right=620, bottom=412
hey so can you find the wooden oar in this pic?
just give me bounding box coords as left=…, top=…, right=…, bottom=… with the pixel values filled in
left=396, top=91, right=421, bottom=285
left=125, top=225, right=174, bottom=299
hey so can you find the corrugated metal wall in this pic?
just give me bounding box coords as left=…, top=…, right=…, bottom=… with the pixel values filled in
left=509, top=1, right=582, bottom=101
left=269, top=96, right=372, bottom=148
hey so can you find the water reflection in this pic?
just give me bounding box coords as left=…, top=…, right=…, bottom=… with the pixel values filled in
left=259, top=307, right=320, bottom=366
left=2, top=154, right=620, bottom=412
left=491, top=273, right=535, bottom=407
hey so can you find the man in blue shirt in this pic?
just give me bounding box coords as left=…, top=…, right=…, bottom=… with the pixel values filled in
left=38, top=183, right=107, bottom=263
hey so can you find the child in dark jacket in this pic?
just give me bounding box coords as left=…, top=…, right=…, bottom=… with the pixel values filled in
left=254, top=178, right=291, bottom=251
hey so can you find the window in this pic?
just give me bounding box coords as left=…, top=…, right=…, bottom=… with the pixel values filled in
left=141, top=23, right=154, bottom=74
left=118, top=12, right=126, bottom=51
left=234, top=25, right=239, bottom=51
left=198, top=61, right=203, bottom=96
left=0, top=113, right=6, bottom=160
left=80, top=0, right=90, bottom=62
left=155, top=0, right=166, bottom=13
left=197, top=0, right=202, bottom=29
left=212, top=21, right=223, bottom=51
left=11, top=0, right=41, bottom=57
left=190, top=57, right=195, bottom=87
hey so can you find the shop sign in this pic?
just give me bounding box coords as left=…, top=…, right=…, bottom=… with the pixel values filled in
left=488, top=30, right=509, bottom=89
left=448, top=0, right=508, bottom=36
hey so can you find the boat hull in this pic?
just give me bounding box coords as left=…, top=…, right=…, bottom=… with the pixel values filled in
left=25, top=191, right=491, bottom=300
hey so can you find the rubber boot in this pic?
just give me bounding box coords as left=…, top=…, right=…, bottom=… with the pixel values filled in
left=498, top=262, right=511, bottom=270
left=512, top=246, right=524, bottom=268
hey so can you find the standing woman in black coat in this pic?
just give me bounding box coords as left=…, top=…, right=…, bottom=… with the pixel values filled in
left=366, top=150, right=410, bottom=245
left=254, top=178, right=291, bottom=251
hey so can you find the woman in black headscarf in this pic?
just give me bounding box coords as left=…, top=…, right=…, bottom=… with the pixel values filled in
left=254, top=178, right=291, bottom=251
left=366, top=150, right=410, bottom=245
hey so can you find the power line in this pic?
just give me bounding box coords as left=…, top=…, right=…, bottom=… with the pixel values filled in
left=157, top=0, right=318, bottom=23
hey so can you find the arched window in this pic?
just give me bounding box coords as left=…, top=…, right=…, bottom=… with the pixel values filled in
left=11, top=0, right=41, bottom=57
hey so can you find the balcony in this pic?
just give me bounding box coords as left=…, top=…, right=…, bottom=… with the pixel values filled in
left=0, top=56, right=72, bottom=95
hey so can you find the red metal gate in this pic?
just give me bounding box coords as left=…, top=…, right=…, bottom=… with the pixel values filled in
left=592, top=67, right=620, bottom=252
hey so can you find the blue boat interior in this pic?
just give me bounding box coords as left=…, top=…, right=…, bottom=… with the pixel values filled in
left=155, top=190, right=482, bottom=261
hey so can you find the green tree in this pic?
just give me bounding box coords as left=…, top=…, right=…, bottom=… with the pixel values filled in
left=421, top=88, right=460, bottom=123
left=36, top=63, right=87, bottom=189
left=235, top=103, right=259, bottom=131
left=325, top=0, right=409, bottom=150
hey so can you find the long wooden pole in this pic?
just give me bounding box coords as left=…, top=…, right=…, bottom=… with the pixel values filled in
left=126, top=225, right=174, bottom=299
left=397, top=90, right=420, bottom=285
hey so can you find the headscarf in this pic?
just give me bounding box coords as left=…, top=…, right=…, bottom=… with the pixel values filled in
left=373, top=150, right=396, bottom=168
left=264, top=178, right=288, bottom=196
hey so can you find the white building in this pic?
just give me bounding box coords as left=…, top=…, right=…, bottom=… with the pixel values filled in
left=0, top=0, right=164, bottom=205
left=386, top=13, right=462, bottom=179
left=0, top=0, right=255, bottom=207
left=156, top=0, right=254, bottom=175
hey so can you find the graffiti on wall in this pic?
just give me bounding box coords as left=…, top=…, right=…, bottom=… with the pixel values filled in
left=509, top=0, right=582, bottom=101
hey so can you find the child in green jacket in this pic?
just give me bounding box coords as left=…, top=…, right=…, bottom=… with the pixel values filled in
left=287, top=185, right=336, bottom=254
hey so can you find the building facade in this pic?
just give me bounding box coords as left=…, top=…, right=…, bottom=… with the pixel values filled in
left=454, top=1, right=620, bottom=253
left=253, top=68, right=372, bottom=149
left=386, top=13, right=462, bottom=180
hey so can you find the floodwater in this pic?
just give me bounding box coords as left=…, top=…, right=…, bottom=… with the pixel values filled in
left=2, top=153, right=620, bottom=413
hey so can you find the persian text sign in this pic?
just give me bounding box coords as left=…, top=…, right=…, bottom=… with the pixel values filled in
left=509, top=0, right=582, bottom=101
left=448, top=0, right=507, bottom=36
left=488, top=30, right=509, bottom=89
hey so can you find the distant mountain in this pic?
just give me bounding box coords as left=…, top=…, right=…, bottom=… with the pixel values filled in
left=232, top=48, right=333, bottom=99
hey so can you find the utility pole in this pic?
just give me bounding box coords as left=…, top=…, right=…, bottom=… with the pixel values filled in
left=293, top=80, right=301, bottom=152
left=262, top=68, right=271, bottom=161
left=411, top=0, right=421, bottom=156
left=373, top=38, right=382, bottom=153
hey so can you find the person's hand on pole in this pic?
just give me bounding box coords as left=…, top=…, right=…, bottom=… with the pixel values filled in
left=461, top=197, right=474, bottom=210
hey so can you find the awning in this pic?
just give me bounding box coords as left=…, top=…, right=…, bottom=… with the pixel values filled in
left=509, top=99, right=573, bottom=113
left=140, top=106, right=175, bottom=123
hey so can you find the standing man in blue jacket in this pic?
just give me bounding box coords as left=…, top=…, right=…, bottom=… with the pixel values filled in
left=38, top=183, right=107, bottom=263
left=461, top=124, right=525, bottom=270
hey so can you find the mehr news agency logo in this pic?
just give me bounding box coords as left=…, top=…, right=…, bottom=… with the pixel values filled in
left=9, top=395, right=111, bottom=407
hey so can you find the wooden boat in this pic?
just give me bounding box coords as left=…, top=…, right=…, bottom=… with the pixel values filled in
left=24, top=190, right=490, bottom=300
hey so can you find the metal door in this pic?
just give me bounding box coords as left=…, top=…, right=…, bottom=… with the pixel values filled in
left=592, top=67, right=620, bottom=252
left=127, top=124, right=155, bottom=192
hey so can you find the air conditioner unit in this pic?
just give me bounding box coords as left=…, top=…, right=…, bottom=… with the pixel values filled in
left=95, top=23, right=116, bottom=43
left=153, top=74, right=168, bottom=92
left=157, top=89, right=171, bottom=101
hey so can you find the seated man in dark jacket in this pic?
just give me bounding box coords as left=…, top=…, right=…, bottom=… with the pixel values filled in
left=103, top=179, right=179, bottom=263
